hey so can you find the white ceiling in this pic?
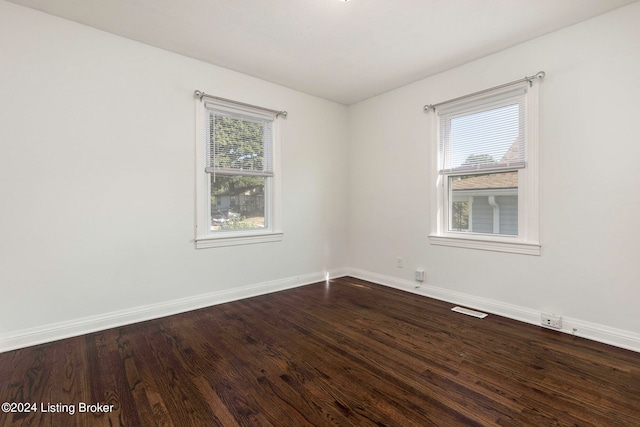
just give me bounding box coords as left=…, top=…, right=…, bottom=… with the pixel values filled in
left=8, top=0, right=638, bottom=105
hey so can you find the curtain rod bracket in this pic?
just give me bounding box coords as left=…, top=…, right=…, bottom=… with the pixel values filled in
left=525, top=71, right=545, bottom=87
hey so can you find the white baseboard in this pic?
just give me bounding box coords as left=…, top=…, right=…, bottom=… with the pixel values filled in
left=347, top=268, right=640, bottom=353
left=3, top=267, right=638, bottom=354
left=0, top=268, right=347, bottom=353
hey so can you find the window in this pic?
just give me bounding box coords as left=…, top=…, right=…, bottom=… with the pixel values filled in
left=428, top=80, right=540, bottom=255
left=195, top=98, right=282, bottom=248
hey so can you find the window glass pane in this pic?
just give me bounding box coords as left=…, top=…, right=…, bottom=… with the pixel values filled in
left=442, top=102, right=524, bottom=173
left=209, top=112, right=272, bottom=173
left=210, top=175, right=266, bottom=232
left=449, top=171, right=518, bottom=235
left=451, top=200, right=470, bottom=231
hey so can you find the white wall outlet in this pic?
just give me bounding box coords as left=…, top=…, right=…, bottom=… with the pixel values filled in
left=541, top=313, right=562, bottom=329
left=396, top=257, right=403, bottom=268
left=415, top=269, right=425, bottom=282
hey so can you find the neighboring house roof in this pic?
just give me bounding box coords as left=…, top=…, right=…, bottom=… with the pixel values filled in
left=451, top=171, right=517, bottom=191
left=500, top=137, right=522, bottom=164
left=452, top=138, right=519, bottom=191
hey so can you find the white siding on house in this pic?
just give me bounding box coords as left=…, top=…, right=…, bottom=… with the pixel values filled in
left=471, top=196, right=518, bottom=235
left=470, top=195, right=518, bottom=236
left=497, top=196, right=518, bottom=236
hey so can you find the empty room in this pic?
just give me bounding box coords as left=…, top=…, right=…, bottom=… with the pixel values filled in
left=1, top=0, right=639, bottom=425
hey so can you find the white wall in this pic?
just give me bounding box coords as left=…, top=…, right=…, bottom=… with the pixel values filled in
left=2, top=0, right=639, bottom=352
left=348, top=3, right=640, bottom=344
left=0, top=1, right=349, bottom=347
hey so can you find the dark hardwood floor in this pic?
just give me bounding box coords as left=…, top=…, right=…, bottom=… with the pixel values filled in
left=1, top=277, right=639, bottom=426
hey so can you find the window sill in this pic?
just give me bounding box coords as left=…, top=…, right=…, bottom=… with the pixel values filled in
left=429, top=235, right=540, bottom=255
left=196, top=231, right=283, bottom=249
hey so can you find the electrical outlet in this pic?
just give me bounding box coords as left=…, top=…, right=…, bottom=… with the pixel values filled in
left=415, top=269, right=425, bottom=282
left=396, top=257, right=403, bottom=268
left=541, top=313, right=562, bottom=329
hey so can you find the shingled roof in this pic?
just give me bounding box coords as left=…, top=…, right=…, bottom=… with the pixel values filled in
left=451, top=139, right=520, bottom=191
left=451, top=171, right=517, bottom=191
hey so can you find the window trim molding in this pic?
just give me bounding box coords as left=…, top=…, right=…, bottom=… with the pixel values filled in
left=195, top=231, right=284, bottom=249
left=428, top=81, right=541, bottom=255
left=428, top=235, right=541, bottom=255
left=194, top=98, right=283, bottom=248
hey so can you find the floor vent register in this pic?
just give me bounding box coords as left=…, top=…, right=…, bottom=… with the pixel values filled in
left=451, top=306, right=488, bottom=319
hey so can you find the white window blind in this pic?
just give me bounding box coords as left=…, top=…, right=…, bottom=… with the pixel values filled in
left=205, top=106, right=274, bottom=177
left=439, top=89, right=525, bottom=175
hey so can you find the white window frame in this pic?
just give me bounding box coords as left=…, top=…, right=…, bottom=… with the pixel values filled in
left=195, top=98, right=282, bottom=249
left=428, top=81, right=541, bottom=255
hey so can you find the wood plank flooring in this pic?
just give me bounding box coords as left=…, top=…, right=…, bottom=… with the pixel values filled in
left=1, top=277, right=639, bottom=426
